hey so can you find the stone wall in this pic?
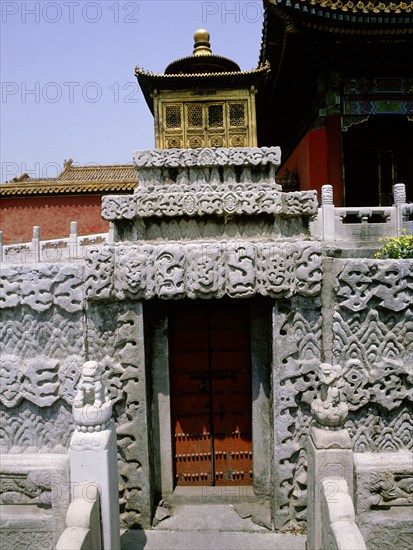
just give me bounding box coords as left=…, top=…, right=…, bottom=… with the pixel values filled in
left=1, top=257, right=412, bottom=533
left=1, top=146, right=411, bottom=548
left=0, top=264, right=85, bottom=453
left=271, top=258, right=412, bottom=531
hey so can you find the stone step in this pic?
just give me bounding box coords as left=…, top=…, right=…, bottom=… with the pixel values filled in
left=121, top=503, right=306, bottom=550
left=121, top=530, right=306, bottom=550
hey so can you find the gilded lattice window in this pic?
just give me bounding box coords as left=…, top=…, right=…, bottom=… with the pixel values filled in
left=165, top=105, right=182, bottom=129
left=229, top=103, right=245, bottom=127
left=159, top=97, right=254, bottom=148
left=208, top=104, right=224, bottom=128
left=187, top=104, right=203, bottom=128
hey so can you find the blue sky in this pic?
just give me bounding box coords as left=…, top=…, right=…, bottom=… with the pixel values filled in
left=1, top=0, right=264, bottom=181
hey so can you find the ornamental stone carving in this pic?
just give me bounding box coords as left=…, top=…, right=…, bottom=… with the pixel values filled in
left=101, top=195, right=136, bottom=220
left=311, top=363, right=348, bottom=429
left=155, top=245, right=186, bottom=299
left=336, top=259, right=412, bottom=313
left=321, top=185, right=334, bottom=205
left=370, top=471, right=413, bottom=507
left=84, top=241, right=323, bottom=301
left=0, top=264, right=84, bottom=312
left=102, top=186, right=317, bottom=221
left=84, top=246, right=115, bottom=300
left=133, top=146, right=281, bottom=168
left=393, top=183, right=406, bottom=206
left=186, top=243, right=226, bottom=299
left=73, top=360, right=112, bottom=432
left=114, top=245, right=155, bottom=300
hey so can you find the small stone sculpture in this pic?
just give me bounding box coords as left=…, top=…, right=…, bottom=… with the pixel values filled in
left=73, top=361, right=112, bottom=432
left=311, top=362, right=348, bottom=429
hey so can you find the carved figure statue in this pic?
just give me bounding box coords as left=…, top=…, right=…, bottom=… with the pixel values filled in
left=73, top=361, right=107, bottom=408
left=311, top=362, right=348, bottom=429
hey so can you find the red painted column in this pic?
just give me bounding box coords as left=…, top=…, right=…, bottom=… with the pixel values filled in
left=307, top=128, right=328, bottom=200
left=325, top=115, right=344, bottom=206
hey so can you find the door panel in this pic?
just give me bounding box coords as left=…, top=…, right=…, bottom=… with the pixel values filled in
left=169, top=301, right=252, bottom=487
left=210, top=314, right=252, bottom=485
left=169, top=311, right=213, bottom=485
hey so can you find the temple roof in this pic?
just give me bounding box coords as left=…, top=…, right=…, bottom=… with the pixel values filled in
left=136, top=29, right=270, bottom=114
left=257, top=0, right=413, bottom=152
left=0, top=160, right=138, bottom=196
left=265, top=0, right=413, bottom=29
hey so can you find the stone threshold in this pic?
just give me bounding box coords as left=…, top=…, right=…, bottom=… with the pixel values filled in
left=164, top=485, right=264, bottom=505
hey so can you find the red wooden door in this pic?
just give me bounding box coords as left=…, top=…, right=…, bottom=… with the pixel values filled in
left=169, top=301, right=252, bottom=486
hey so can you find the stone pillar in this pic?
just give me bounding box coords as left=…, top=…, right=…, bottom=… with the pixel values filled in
left=70, top=360, right=120, bottom=550
left=321, top=185, right=335, bottom=241
left=0, top=230, right=3, bottom=263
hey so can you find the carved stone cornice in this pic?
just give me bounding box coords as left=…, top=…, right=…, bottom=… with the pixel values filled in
left=101, top=186, right=318, bottom=220
left=133, top=147, right=281, bottom=168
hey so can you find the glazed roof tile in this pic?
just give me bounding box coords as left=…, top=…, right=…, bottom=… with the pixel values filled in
left=135, top=62, right=270, bottom=81
left=265, top=0, right=413, bottom=26
left=270, top=0, right=412, bottom=14
left=1, top=161, right=138, bottom=196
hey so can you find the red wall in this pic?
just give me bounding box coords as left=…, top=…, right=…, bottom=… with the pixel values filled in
left=279, top=116, right=344, bottom=205
left=0, top=195, right=109, bottom=244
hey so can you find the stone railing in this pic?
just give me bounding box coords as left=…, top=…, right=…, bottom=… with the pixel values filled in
left=319, top=478, right=366, bottom=550
left=0, top=222, right=111, bottom=264
left=68, top=360, right=120, bottom=550
left=310, top=183, right=412, bottom=248
left=56, top=483, right=102, bottom=550
left=306, top=361, right=367, bottom=550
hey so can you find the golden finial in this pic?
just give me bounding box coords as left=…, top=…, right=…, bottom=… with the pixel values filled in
left=193, top=29, right=212, bottom=56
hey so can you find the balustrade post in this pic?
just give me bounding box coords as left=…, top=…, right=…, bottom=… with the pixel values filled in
left=394, top=183, right=406, bottom=235
left=69, top=221, right=78, bottom=259
left=0, top=231, right=3, bottom=263
left=306, top=362, right=353, bottom=550
left=32, top=226, right=41, bottom=262
left=108, top=222, right=115, bottom=245
left=70, top=361, right=120, bottom=550
left=321, top=185, right=335, bottom=241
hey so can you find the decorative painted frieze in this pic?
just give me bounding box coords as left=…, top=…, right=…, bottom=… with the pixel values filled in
left=84, top=241, right=323, bottom=301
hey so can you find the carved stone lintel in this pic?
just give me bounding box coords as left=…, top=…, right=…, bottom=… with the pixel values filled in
left=85, top=241, right=323, bottom=301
